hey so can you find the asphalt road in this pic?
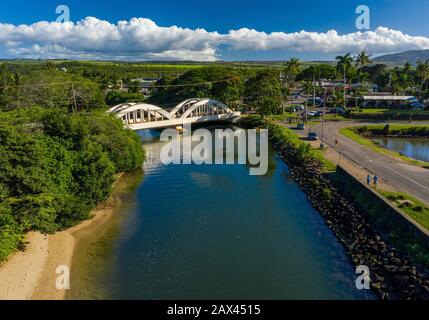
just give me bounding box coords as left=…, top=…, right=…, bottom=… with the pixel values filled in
left=304, top=121, right=429, bottom=206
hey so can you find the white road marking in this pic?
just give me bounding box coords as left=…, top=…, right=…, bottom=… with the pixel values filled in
left=385, top=167, right=429, bottom=192
left=328, top=122, right=429, bottom=194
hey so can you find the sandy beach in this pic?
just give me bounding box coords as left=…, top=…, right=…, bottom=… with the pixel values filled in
left=0, top=206, right=115, bottom=300
left=0, top=173, right=126, bottom=301
left=0, top=232, right=49, bottom=300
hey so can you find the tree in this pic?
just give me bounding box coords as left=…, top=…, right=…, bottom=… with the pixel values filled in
left=244, top=70, right=283, bottom=118
left=0, top=107, right=145, bottom=260
left=355, top=50, right=372, bottom=69
left=416, top=60, right=429, bottom=99
left=355, top=50, right=372, bottom=83
left=336, top=53, right=354, bottom=75
left=336, top=54, right=354, bottom=108
left=284, top=58, right=302, bottom=84
left=302, top=81, right=313, bottom=121
left=149, top=67, right=245, bottom=106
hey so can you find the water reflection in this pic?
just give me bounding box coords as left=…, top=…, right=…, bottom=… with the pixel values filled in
left=373, top=137, right=429, bottom=162
left=93, top=127, right=374, bottom=300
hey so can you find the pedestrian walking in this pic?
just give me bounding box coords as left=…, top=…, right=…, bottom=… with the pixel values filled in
left=373, top=175, right=379, bottom=187
left=366, top=175, right=371, bottom=185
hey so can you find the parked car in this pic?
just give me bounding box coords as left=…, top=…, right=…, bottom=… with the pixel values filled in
left=307, top=132, right=319, bottom=141
left=307, top=111, right=317, bottom=117
left=410, top=101, right=424, bottom=110
left=333, top=106, right=346, bottom=114
left=306, top=97, right=323, bottom=107
left=297, top=123, right=305, bottom=130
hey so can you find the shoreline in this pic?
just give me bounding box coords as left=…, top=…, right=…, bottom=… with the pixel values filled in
left=0, top=174, right=125, bottom=300
left=267, top=121, right=429, bottom=299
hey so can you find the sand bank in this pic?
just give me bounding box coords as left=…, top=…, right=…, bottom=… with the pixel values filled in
left=0, top=206, right=115, bottom=300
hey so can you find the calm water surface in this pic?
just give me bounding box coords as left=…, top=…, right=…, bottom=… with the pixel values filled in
left=372, top=137, right=429, bottom=163
left=88, top=128, right=373, bottom=300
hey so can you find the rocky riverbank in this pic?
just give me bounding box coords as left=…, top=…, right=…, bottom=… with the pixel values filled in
left=268, top=126, right=429, bottom=300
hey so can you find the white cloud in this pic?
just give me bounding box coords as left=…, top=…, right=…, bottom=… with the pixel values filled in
left=0, top=17, right=429, bottom=61
left=226, top=27, right=429, bottom=53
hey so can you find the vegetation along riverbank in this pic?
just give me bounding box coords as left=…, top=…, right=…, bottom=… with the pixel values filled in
left=0, top=108, right=145, bottom=265
left=240, top=116, right=429, bottom=300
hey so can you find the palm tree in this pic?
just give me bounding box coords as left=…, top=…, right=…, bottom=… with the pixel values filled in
left=355, top=50, right=372, bottom=68
left=283, top=58, right=302, bottom=113
left=416, top=60, right=429, bottom=99
left=355, top=50, right=372, bottom=84
left=284, top=58, right=302, bottom=81
left=302, top=81, right=313, bottom=122
left=336, top=53, right=354, bottom=74
left=336, top=53, right=354, bottom=108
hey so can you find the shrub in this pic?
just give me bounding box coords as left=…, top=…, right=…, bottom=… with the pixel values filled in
left=0, top=107, right=145, bottom=261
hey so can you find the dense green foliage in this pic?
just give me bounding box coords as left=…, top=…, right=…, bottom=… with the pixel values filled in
left=243, top=70, right=284, bottom=117
left=105, top=91, right=147, bottom=106
left=266, top=120, right=336, bottom=171
left=149, top=66, right=248, bottom=107
left=0, top=108, right=144, bottom=261
left=0, top=64, right=106, bottom=112
left=357, top=124, right=429, bottom=137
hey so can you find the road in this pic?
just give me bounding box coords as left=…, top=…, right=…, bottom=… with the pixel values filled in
left=299, top=120, right=429, bottom=206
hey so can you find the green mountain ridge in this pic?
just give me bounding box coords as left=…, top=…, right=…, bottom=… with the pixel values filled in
left=374, top=50, right=429, bottom=65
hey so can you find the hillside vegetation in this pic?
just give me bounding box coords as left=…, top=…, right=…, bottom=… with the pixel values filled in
left=0, top=62, right=146, bottom=262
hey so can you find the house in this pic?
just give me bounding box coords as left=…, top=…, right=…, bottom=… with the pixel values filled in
left=128, top=78, right=160, bottom=95
left=361, top=94, right=419, bottom=108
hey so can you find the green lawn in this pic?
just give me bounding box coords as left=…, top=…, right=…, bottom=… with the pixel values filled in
left=379, top=190, right=429, bottom=232
left=348, top=123, right=429, bottom=131
left=339, top=126, right=429, bottom=167
left=353, top=108, right=429, bottom=115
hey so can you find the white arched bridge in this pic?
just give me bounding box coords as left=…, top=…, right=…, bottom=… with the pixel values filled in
left=107, top=98, right=241, bottom=130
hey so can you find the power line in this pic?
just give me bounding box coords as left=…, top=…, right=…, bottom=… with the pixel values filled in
left=0, top=76, right=242, bottom=91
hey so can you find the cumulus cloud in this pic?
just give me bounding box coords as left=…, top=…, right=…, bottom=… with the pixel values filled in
left=0, top=17, right=429, bottom=61
left=226, top=27, right=429, bottom=53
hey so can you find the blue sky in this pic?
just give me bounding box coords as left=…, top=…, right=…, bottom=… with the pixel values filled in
left=0, top=0, right=429, bottom=61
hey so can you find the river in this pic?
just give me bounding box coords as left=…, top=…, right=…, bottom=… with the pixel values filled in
left=372, top=137, right=429, bottom=163
left=69, top=126, right=373, bottom=300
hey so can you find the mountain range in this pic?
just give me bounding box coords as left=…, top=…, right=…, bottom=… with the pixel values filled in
left=373, top=50, right=429, bottom=65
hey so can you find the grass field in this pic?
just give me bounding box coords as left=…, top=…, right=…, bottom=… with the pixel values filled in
left=353, top=108, right=429, bottom=115
left=379, top=190, right=429, bottom=232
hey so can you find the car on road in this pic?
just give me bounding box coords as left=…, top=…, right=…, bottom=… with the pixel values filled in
left=307, top=132, right=319, bottom=141
left=334, top=106, right=346, bottom=114
left=297, top=123, right=305, bottom=130
left=305, top=111, right=317, bottom=117
left=410, top=101, right=424, bottom=110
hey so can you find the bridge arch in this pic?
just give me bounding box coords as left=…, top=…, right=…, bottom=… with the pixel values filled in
left=177, top=99, right=232, bottom=119
left=108, top=103, right=172, bottom=125
left=107, top=98, right=240, bottom=130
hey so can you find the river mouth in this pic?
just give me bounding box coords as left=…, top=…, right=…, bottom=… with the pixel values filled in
left=372, top=137, right=429, bottom=163
left=68, top=127, right=374, bottom=300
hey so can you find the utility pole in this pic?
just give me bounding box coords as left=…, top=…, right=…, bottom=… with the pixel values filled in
left=313, top=72, right=316, bottom=109
left=343, top=64, right=346, bottom=109
left=321, top=89, right=326, bottom=149
left=71, top=83, right=78, bottom=113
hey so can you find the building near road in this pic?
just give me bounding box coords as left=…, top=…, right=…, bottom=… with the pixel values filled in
left=127, top=78, right=160, bottom=95
left=361, top=94, right=420, bottom=109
